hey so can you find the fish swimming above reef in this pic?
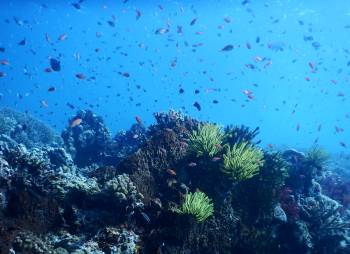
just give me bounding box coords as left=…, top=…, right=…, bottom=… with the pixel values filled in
left=267, top=41, right=285, bottom=52
left=220, top=44, right=234, bottom=51
left=50, top=58, right=61, bottom=72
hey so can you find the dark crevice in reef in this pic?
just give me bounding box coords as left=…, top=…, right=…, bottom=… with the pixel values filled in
left=0, top=107, right=349, bottom=253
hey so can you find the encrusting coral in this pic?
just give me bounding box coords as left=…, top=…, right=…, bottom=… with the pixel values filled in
left=222, top=142, right=264, bottom=181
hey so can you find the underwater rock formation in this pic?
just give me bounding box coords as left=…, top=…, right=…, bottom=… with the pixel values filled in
left=62, top=110, right=112, bottom=167
left=0, top=107, right=61, bottom=148
left=0, top=108, right=349, bottom=254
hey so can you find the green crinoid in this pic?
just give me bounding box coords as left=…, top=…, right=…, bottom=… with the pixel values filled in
left=306, top=145, right=329, bottom=169
left=176, top=191, right=214, bottom=223
left=222, top=142, right=264, bottom=181
left=188, top=123, right=223, bottom=158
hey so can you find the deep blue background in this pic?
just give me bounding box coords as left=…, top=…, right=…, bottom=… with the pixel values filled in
left=0, top=0, right=349, bottom=153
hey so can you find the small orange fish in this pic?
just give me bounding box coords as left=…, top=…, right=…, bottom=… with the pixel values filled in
left=254, top=56, right=263, bottom=62
left=308, top=62, right=314, bottom=69
left=188, top=162, right=197, bottom=167
left=40, top=100, right=49, bottom=108
left=96, top=32, right=102, bottom=38
left=44, top=67, right=53, bottom=73
left=70, top=118, right=82, bottom=127
left=263, top=60, right=272, bottom=68
left=58, top=33, right=68, bottom=41
left=135, top=116, right=142, bottom=124
left=0, top=60, right=10, bottom=65
left=212, top=157, right=221, bottom=162
left=335, top=126, right=344, bottom=133
left=166, top=169, right=177, bottom=176
left=45, top=33, right=51, bottom=43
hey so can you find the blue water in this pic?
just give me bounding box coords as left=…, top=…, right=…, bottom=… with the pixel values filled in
left=1, top=0, right=349, bottom=153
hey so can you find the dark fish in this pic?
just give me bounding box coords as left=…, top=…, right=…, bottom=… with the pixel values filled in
left=18, top=39, right=26, bottom=46
left=303, top=35, right=313, bottom=41
left=213, top=100, right=219, bottom=104
left=340, top=142, right=347, bottom=148
left=177, top=26, right=183, bottom=34
left=48, top=86, right=56, bottom=92
left=155, top=28, right=169, bottom=35
left=195, top=89, right=200, bottom=94
left=118, top=72, right=130, bottom=78
left=312, top=41, right=320, bottom=50
left=220, top=44, right=234, bottom=51
left=75, top=73, right=86, bottom=80
left=50, top=58, right=61, bottom=71
left=0, top=47, right=5, bottom=52
left=179, top=88, right=184, bottom=94
left=255, top=36, right=260, bottom=43
left=13, top=17, right=24, bottom=26
left=135, top=9, right=141, bottom=20
left=67, top=103, right=75, bottom=109
left=224, top=17, right=231, bottom=23
left=190, top=18, right=197, bottom=26
left=193, top=101, right=201, bottom=111
left=107, top=20, right=115, bottom=27
left=72, top=3, right=81, bottom=9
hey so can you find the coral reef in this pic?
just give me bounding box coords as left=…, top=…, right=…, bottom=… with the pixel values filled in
left=0, top=108, right=349, bottom=254
left=61, top=110, right=111, bottom=167
left=0, top=107, right=61, bottom=148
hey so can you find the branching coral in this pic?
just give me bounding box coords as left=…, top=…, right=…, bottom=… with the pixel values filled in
left=176, top=191, right=214, bottom=223
left=299, top=194, right=350, bottom=252
left=188, top=124, right=223, bottom=158
left=222, top=142, right=264, bottom=181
